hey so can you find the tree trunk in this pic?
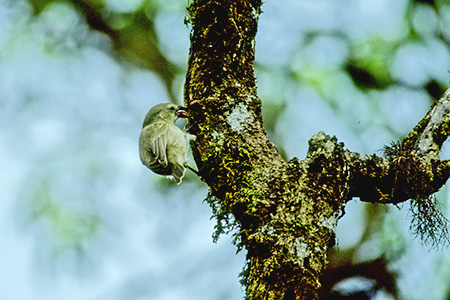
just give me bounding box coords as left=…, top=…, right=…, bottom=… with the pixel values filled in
left=184, top=1, right=450, bottom=299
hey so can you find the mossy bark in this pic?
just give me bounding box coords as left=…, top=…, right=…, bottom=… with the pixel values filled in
left=184, top=0, right=450, bottom=299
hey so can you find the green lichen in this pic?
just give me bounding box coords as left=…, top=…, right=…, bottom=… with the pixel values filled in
left=201, top=130, right=263, bottom=251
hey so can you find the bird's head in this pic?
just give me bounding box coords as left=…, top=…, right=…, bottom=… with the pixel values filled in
left=142, top=103, right=188, bottom=127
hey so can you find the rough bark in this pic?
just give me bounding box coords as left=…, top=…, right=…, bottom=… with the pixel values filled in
left=184, top=0, right=450, bottom=299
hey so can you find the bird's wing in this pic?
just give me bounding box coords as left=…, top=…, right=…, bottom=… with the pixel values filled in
left=141, top=122, right=169, bottom=167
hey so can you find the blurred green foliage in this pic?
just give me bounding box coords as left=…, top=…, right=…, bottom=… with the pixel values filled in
left=28, top=0, right=179, bottom=101
left=31, top=180, right=100, bottom=252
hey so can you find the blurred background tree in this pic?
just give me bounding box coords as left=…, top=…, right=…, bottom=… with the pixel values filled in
left=0, top=0, right=449, bottom=299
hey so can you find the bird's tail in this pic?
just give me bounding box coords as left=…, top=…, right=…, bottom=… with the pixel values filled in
left=172, top=164, right=185, bottom=185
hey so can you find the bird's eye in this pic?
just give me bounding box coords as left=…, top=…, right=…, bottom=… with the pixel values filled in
left=170, top=107, right=175, bottom=111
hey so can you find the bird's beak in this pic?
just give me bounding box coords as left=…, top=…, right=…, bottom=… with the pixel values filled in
left=176, top=106, right=188, bottom=118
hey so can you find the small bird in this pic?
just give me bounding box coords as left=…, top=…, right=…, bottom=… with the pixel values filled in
left=139, top=103, right=190, bottom=184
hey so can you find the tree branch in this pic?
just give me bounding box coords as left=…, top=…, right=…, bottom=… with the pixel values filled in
left=407, top=87, right=450, bottom=157
left=28, top=0, right=179, bottom=102
left=184, top=0, right=450, bottom=298
left=349, top=87, right=450, bottom=205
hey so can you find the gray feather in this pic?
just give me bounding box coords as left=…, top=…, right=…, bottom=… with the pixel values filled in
left=138, top=103, right=190, bottom=184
